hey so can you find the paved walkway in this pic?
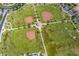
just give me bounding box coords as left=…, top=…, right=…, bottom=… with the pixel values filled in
left=32, top=4, right=48, bottom=56
left=3, top=26, right=28, bottom=32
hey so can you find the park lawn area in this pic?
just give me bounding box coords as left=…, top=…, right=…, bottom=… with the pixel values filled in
left=0, top=43, right=2, bottom=54
left=62, top=12, right=79, bottom=41
left=64, top=21, right=79, bottom=36
left=7, top=4, right=34, bottom=28
left=73, top=22, right=79, bottom=30
left=2, top=27, right=44, bottom=55
left=0, top=16, right=2, bottom=21
left=36, top=4, right=63, bottom=22
left=42, top=20, right=79, bottom=56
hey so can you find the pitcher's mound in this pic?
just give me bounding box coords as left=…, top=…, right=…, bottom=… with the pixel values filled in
left=41, top=11, right=53, bottom=22
left=26, top=31, right=36, bottom=40
left=24, top=16, right=33, bottom=24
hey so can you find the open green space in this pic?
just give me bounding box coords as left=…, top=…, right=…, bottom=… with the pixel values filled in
left=1, top=4, right=79, bottom=56
left=42, top=18, right=79, bottom=56
left=1, top=27, right=44, bottom=55
left=36, top=4, right=63, bottom=22
left=7, top=4, right=34, bottom=28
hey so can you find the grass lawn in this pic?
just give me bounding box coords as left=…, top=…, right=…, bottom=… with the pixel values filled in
left=42, top=19, right=79, bottom=56
left=1, top=4, right=79, bottom=56
left=1, top=27, right=44, bottom=55
left=7, top=4, right=34, bottom=28
left=35, top=4, right=63, bottom=22
left=2, top=4, right=46, bottom=55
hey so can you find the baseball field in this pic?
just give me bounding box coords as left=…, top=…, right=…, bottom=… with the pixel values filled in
left=1, top=3, right=79, bottom=56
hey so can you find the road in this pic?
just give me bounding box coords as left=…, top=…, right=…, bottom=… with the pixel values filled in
left=0, top=9, right=8, bottom=42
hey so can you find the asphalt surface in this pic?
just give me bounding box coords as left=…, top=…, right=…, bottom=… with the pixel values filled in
left=0, top=9, right=8, bottom=42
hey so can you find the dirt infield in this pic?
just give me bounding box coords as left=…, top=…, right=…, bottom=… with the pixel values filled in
left=26, top=31, right=36, bottom=40
left=24, top=16, right=33, bottom=24
left=41, top=11, right=53, bottom=22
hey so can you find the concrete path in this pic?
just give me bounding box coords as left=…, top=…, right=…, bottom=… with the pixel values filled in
left=32, top=4, right=48, bottom=56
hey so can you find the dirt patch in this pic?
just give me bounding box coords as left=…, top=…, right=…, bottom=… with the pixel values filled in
left=24, top=16, right=33, bottom=24
left=41, top=11, right=53, bottom=22
left=26, top=31, right=36, bottom=40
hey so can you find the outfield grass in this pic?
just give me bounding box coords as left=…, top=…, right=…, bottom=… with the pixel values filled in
left=36, top=4, right=63, bottom=22
left=1, top=27, right=44, bottom=55
left=7, top=4, right=34, bottom=28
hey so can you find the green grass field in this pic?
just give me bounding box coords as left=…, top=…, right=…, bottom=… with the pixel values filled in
left=1, top=27, right=44, bottom=55
left=42, top=13, right=79, bottom=56
left=7, top=4, right=34, bottom=28
left=35, top=4, right=63, bottom=22
left=1, top=4, right=45, bottom=55
left=1, top=4, right=79, bottom=56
